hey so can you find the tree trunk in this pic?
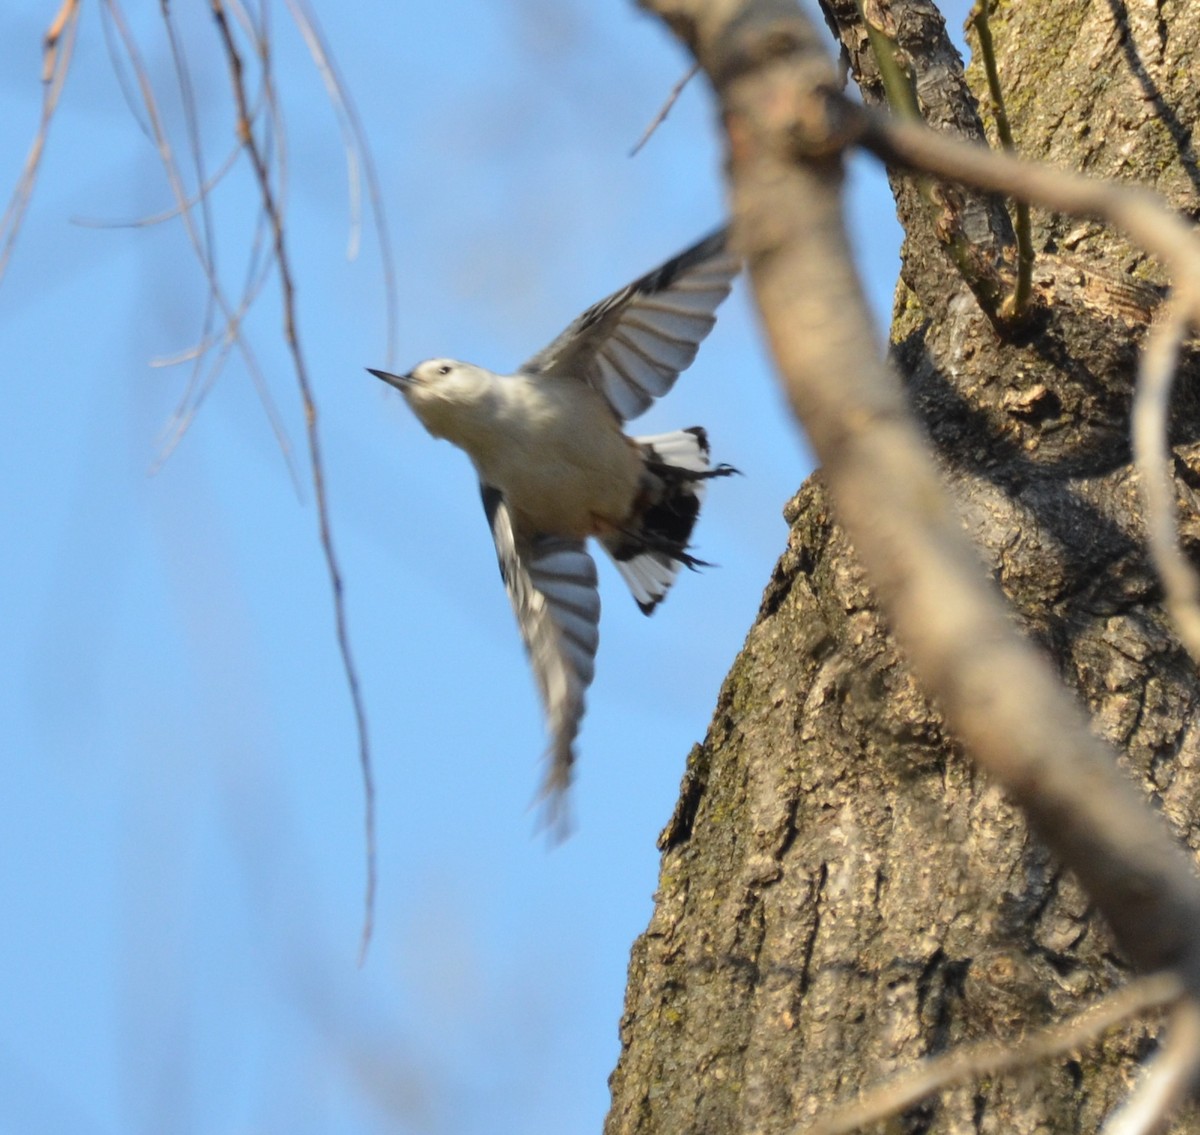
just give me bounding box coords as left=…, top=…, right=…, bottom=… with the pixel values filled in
left=605, top=2, right=1200, bottom=1132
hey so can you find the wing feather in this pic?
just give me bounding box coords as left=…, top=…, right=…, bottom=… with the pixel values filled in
left=593, top=355, right=652, bottom=421
left=481, top=485, right=600, bottom=830
left=520, top=227, right=739, bottom=422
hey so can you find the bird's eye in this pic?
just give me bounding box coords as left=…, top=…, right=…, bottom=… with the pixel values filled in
left=437, top=364, right=452, bottom=376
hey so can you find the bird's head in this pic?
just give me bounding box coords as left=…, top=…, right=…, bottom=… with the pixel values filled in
left=368, top=358, right=499, bottom=444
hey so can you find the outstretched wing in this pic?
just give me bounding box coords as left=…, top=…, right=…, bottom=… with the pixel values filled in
left=520, top=227, right=739, bottom=422
left=481, top=484, right=601, bottom=830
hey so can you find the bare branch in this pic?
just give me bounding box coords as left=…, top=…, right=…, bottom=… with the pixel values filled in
left=852, top=105, right=1200, bottom=320
left=968, top=2, right=1033, bottom=320
left=209, top=0, right=378, bottom=964
left=0, top=0, right=81, bottom=289
left=1132, top=297, right=1200, bottom=665
left=802, top=973, right=1184, bottom=1135
left=856, top=2, right=919, bottom=121
left=1101, top=997, right=1200, bottom=1135
left=629, top=63, right=700, bottom=157
left=817, top=0, right=1017, bottom=323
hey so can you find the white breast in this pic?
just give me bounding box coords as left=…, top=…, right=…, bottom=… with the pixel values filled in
left=471, top=376, right=643, bottom=538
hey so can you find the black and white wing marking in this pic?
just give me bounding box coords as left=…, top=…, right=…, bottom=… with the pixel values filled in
left=481, top=485, right=601, bottom=828
left=520, top=227, right=739, bottom=422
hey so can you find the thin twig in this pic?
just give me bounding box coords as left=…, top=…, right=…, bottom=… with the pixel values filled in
left=802, top=973, right=1184, bottom=1135
left=152, top=194, right=278, bottom=474
left=72, top=142, right=243, bottom=230
left=970, top=3, right=1033, bottom=320
left=209, top=0, right=378, bottom=964
left=151, top=303, right=259, bottom=474
left=0, top=0, right=81, bottom=289
left=852, top=103, right=1200, bottom=317
left=281, top=0, right=358, bottom=259
left=1101, top=997, right=1200, bottom=1135
left=1131, top=296, right=1200, bottom=664
left=99, top=0, right=154, bottom=145
left=101, top=0, right=300, bottom=488
left=282, top=0, right=398, bottom=365
left=152, top=14, right=280, bottom=480
left=161, top=0, right=221, bottom=478
left=850, top=4, right=1011, bottom=323
left=857, top=3, right=919, bottom=121
left=224, top=0, right=263, bottom=47
left=630, top=63, right=700, bottom=157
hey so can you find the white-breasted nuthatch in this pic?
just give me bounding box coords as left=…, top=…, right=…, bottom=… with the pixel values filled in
left=369, top=228, right=739, bottom=826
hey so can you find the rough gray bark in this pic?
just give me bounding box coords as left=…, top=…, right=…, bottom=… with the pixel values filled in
left=606, top=2, right=1200, bottom=1133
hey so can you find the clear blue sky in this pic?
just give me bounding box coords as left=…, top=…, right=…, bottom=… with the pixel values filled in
left=0, top=2, right=971, bottom=1131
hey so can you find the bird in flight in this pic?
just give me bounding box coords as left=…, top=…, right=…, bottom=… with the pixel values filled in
left=369, top=227, right=739, bottom=828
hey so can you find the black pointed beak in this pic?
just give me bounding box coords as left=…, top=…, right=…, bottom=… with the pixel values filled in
left=367, top=367, right=412, bottom=392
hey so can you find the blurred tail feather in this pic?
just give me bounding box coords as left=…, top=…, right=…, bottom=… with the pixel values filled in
left=601, top=427, right=736, bottom=614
